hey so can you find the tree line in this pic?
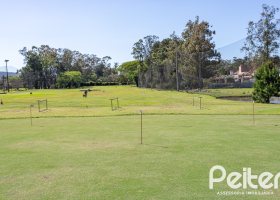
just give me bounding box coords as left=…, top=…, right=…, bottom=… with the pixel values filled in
left=19, top=45, right=119, bottom=89
left=119, top=4, right=280, bottom=103
left=5, top=4, right=280, bottom=103
left=130, top=17, right=220, bottom=90
left=242, top=4, right=280, bottom=103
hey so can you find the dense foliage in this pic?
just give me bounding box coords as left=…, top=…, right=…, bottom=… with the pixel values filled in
left=252, top=62, right=280, bottom=103
left=131, top=17, right=220, bottom=90
left=117, top=61, right=140, bottom=86
left=242, top=4, right=280, bottom=103
left=242, top=4, right=280, bottom=62
left=57, top=71, right=82, bottom=88
left=19, top=45, right=118, bottom=89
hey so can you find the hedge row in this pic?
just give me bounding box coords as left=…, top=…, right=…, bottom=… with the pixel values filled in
left=80, top=82, right=130, bottom=86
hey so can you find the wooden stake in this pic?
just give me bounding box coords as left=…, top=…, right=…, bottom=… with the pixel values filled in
left=193, top=97, right=194, bottom=107
left=110, top=99, right=113, bottom=111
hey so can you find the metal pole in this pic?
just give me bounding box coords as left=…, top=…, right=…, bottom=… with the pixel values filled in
left=137, top=68, right=140, bottom=88
left=253, top=101, right=255, bottom=125
left=30, top=105, right=33, bottom=126
left=110, top=99, right=113, bottom=111
left=138, top=54, right=143, bottom=88
left=199, top=97, right=202, bottom=110
left=2, top=75, right=5, bottom=92
left=140, top=110, right=143, bottom=144
left=46, top=99, right=48, bottom=110
left=5, top=60, right=9, bottom=92
left=150, top=65, right=153, bottom=89
left=117, top=98, right=119, bottom=109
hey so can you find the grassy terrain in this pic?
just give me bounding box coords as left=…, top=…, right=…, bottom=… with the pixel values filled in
left=0, top=115, right=280, bottom=199
left=191, top=88, right=253, bottom=97
left=0, top=86, right=280, bottom=199
left=0, top=86, right=279, bottom=119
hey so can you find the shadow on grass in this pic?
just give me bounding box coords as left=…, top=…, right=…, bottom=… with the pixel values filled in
left=142, top=143, right=168, bottom=148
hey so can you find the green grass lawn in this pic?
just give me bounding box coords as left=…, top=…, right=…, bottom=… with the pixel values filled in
left=0, top=86, right=279, bottom=119
left=0, top=115, right=280, bottom=199
left=0, top=86, right=280, bottom=199
left=191, top=88, right=253, bottom=97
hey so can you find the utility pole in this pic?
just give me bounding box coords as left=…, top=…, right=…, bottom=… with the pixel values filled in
left=175, top=50, right=179, bottom=91
left=2, top=75, right=5, bottom=92
left=150, top=64, right=153, bottom=89
left=138, top=55, right=143, bottom=88
left=4, top=60, right=9, bottom=92
left=140, top=110, right=143, bottom=144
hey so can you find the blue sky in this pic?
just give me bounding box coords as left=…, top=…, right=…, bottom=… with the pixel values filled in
left=0, top=0, right=280, bottom=71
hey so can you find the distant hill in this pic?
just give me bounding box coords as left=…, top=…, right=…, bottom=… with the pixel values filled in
left=0, top=66, right=19, bottom=73
left=0, top=72, right=18, bottom=77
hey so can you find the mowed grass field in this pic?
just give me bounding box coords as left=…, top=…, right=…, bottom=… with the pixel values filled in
left=0, top=86, right=280, bottom=199
left=191, top=88, right=253, bottom=97
left=0, top=86, right=279, bottom=119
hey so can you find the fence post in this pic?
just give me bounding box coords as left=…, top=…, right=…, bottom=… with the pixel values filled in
left=30, top=104, right=34, bottom=126
left=199, top=97, right=202, bottom=110
left=140, top=110, right=143, bottom=144
left=38, top=100, right=40, bottom=112
left=110, top=99, right=113, bottom=111
left=193, top=97, right=194, bottom=107
left=253, top=101, right=255, bottom=125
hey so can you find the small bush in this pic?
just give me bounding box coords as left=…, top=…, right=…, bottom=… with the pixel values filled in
left=252, top=62, right=280, bottom=103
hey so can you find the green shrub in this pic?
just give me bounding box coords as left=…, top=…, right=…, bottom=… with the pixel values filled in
left=57, top=71, right=82, bottom=88
left=252, top=62, right=280, bottom=103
